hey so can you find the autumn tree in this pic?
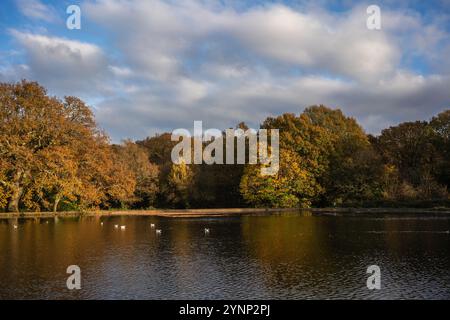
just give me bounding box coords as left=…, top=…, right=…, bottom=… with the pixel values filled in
left=240, top=106, right=385, bottom=208
left=112, top=140, right=159, bottom=208
left=0, top=80, right=68, bottom=211
left=2, top=80, right=448, bottom=211
left=373, top=120, right=447, bottom=200
left=164, top=159, right=194, bottom=208
left=240, top=148, right=321, bottom=207
left=430, top=110, right=450, bottom=191
left=0, top=80, right=135, bottom=212
left=240, top=112, right=326, bottom=207
left=303, top=106, right=384, bottom=206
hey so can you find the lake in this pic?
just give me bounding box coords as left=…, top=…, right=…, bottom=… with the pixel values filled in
left=1, top=211, right=449, bottom=299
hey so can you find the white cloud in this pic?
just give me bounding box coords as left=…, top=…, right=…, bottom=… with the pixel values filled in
left=228, top=5, right=399, bottom=82
left=4, top=0, right=450, bottom=142
left=84, top=1, right=404, bottom=83
left=15, top=0, right=59, bottom=23
left=0, top=64, right=30, bottom=82
left=10, top=30, right=109, bottom=96
left=108, top=65, right=133, bottom=78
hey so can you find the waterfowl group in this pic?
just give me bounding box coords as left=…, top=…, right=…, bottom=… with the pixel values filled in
left=101, top=222, right=212, bottom=236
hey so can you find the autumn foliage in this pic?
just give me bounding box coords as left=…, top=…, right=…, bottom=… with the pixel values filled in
left=1, top=80, right=449, bottom=211
left=0, top=81, right=151, bottom=212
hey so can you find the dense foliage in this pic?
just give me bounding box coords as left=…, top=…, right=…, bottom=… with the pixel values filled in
left=1, top=80, right=449, bottom=211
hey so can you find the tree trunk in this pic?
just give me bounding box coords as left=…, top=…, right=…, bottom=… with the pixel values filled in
left=7, top=170, right=23, bottom=212
left=8, top=185, right=23, bottom=212
left=53, top=196, right=61, bottom=212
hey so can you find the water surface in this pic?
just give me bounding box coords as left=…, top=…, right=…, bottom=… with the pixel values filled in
left=1, top=211, right=449, bottom=299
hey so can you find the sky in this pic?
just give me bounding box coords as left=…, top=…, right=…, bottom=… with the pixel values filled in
left=1, top=0, right=450, bottom=142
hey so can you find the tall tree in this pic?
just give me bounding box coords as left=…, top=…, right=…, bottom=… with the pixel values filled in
left=240, top=148, right=321, bottom=207
left=112, top=140, right=159, bottom=208
left=0, top=80, right=135, bottom=212
left=164, top=159, right=194, bottom=208
left=373, top=120, right=446, bottom=200
left=430, top=110, right=450, bottom=190
left=303, top=106, right=383, bottom=206
left=240, top=112, right=326, bottom=207
left=240, top=106, right=385, bottom=208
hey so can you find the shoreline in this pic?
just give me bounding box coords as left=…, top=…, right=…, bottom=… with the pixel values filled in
left=0, top=208, right=293, bottom=219
left=1, top=207, right=450, bottom=219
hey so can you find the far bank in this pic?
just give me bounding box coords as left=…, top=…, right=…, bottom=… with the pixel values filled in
left=2, top=207, right=450, bottom=220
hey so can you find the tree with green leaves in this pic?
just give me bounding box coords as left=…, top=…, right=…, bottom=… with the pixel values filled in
left=240, top=147, right=321, bottom=207
left=240, top=105, right=385, bottom=208
left=164, top=159, right=194, bottom=208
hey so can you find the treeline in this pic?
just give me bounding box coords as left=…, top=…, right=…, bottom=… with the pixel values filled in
left=0, top=80, right=449, bottom=212
left=241, top=107, right=450, bottom=208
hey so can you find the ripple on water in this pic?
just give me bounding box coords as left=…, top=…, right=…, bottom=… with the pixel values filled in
left=0, top=214, right=449, bottom=299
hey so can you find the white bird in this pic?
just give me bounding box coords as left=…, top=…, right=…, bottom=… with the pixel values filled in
left=156, top=229, right=162, bottom=235
left=100, top=222, right=104, bottom=226
left=150, top=223, right=155, bottom=228
left=13, top=225, right=18, bottom=229
left=114, top=224, right=119, bottom=229
left=120, top=225, right=126, bottom=230
left=204, top=228, right=210, bottom=234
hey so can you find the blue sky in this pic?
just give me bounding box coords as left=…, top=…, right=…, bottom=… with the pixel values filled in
left=1, top=0, right=450, bottom=142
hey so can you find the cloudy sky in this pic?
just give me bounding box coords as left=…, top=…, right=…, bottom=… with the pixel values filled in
left=1, top=0, right=449, bottom=142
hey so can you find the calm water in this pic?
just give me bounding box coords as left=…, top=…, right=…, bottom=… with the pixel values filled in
left=0, top=211, right=450, bottom=300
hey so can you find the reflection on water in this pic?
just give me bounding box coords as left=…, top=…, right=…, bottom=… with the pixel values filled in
left=0, top=211, right=449, bottom=299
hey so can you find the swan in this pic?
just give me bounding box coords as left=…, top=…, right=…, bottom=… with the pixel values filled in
left=150, top=223, right=155, bottom=228
left=114, top=224, right=119, bottom=229
left=156, top=229, right=162, bottom=234
left=204, top=228, right=210, bottom=234
left=120, top=226, right=126, bottom=230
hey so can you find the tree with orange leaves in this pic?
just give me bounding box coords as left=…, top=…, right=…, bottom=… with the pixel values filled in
left=0, top=80, right=136, bottom=212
